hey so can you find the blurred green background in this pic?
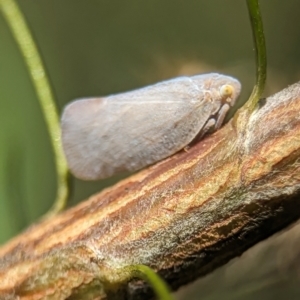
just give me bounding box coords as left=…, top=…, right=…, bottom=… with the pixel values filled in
left=0, top=0, right=300, bottom=299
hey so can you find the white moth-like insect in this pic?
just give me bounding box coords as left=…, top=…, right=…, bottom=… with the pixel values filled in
left=61, top=73, right=241, bottom=180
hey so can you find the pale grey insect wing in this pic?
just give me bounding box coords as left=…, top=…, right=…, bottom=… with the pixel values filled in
left=61, top=73, right=241, bottom=180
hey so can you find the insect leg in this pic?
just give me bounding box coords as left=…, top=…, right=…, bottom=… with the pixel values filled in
left=215, top=103, right=230, bottom=129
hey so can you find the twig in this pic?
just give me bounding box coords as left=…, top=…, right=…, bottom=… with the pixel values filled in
left=1, top=81, right=300, bottom=299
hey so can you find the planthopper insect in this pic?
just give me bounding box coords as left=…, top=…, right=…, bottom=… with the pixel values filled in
left=61, top=73, right=241, bottom=180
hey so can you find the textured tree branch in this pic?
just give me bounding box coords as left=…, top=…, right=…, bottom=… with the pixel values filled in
left=1, top=81, right=300, bottom=300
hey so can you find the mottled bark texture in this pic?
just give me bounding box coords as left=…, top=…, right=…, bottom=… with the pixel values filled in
left=1, top=81, right=300, bottom=300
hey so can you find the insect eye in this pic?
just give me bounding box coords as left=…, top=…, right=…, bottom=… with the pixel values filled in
left=220, top=84, right=234, bottom=100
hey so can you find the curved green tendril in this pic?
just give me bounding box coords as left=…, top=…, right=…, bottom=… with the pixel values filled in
left=124, top=265, right=174, bottom=300
left=245, top=0, right=267, bottom=111
left=0, top=0, right=69, bottom=216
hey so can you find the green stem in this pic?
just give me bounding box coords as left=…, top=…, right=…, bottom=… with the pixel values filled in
left=126, top=265, right=174, bottom=300
left=0, top=0, right=69, bottom=216
left=245, top=0, right=267, bottom=110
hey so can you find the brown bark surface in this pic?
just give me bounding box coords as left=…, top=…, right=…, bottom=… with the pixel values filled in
left=1, top=82, right=300, bottom=299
